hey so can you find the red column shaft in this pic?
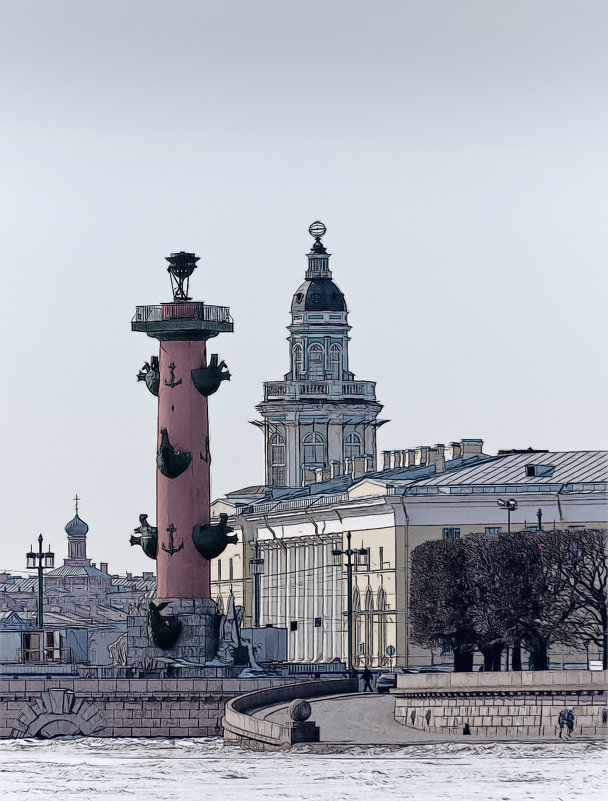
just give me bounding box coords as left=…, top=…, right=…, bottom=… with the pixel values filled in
left=156, top=340, right=210, bottom=598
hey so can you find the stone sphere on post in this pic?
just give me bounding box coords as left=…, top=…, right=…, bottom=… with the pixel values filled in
left=288, top=698, right=312, bottom=723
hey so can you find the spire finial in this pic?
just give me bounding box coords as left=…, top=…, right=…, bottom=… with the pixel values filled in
left=74, top=493, right=80, bottom=515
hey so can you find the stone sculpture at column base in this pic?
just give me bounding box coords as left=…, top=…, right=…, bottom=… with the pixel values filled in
left=127, top=598, right=220, bottom=667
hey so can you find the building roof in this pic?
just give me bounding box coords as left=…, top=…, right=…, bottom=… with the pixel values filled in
left=408, top=450, right=608, bottom=489
left=291, top=278, right=347, bottom=313
left=46, top=564, right=111, bottom=578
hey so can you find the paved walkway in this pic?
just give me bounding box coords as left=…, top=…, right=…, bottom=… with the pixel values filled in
left=258, top=693, right=453, bottom=745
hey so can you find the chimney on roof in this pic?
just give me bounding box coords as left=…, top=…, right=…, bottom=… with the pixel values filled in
left=461, top=438, right=483, bottom=458
left=352, top=456, right=366, bottom=479
left=449, top=441, right=462, bottom=460
left=126, top=572, right=132, bottom=580
left=431, top=444, right=446, bottom=473
left=100, top=563, right=108, bottom=574
left=330, top=460, right=341, bottom=479
left=315, top=466, right=330, bottom=483
left=416, top=446, right=430, bottom=466
left=405, top=449, right=416, bottom=467
left=382, top=451, right=391, bottom=470
left=142, top=572, right=153, bottom=579
left=389, top=451, right=399, bottom=469
left=364, top=454, right=375, bottom=473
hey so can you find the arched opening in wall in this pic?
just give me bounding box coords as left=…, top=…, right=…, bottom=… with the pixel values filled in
left=365, top=587, right=374, bottom=665
left=302, top=432, right=325, bottom=465
left=270, top=433, right=286, bottom=486
left=308, top=344, right=324, bottom=380
left=329, top=343, right=342, bottom=379
left=376, top=586, right=387, bottom=665
left=353, top=586, right=362, bottom=666
left=344, top=432, right=362, bottom=459
left=216, top=595, right=224, bottom=615
left=292, top=344, right=303, bottom=378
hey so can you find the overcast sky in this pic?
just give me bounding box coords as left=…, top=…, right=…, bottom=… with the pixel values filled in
left=0, top=1, right=605, bottom=573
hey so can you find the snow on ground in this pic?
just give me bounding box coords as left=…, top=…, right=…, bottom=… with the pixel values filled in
left=0, top=737, right=605, bottom=801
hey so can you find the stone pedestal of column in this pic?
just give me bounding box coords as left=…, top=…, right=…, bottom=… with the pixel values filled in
left=127, top=598, right=220, bottom=667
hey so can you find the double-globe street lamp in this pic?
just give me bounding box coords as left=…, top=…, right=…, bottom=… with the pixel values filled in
left=497, top=498, right=518, bottom=533
left=26, top=534, right=55, bottom=631
left=332, top=531, right=368, bottom=671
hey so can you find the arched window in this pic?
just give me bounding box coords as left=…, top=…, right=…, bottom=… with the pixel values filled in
left=308, top=343, right=324, bottom=380
left=329, top=343, right=342, bottom=379
left=365, top=587, right=374, bottom=663
left=302, top=432, right=325, bottom=465
left=270, top=432, right=286, bottom=486
left=216, top=595, right=224, bottom=615
left=292, top=344, right=303, bottom=377
left=376, top=587, right=387, bottom=664
left=344, top=432, right=362, bottom=459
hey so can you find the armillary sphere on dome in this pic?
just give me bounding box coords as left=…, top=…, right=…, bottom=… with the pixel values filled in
left=308, top=221, right=326, bottom=239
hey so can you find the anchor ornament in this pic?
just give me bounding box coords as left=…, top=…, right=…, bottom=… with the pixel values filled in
left=161, top=524, right=184, bottom=555
left=164, top=362, right=182, bottom=388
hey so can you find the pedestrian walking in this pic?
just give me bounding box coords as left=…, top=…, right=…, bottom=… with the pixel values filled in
left=557, top=709, right=566, bottom=738
left=361, top=666, right=373, bottom=692
left=565, top=708, right=575, bottom=738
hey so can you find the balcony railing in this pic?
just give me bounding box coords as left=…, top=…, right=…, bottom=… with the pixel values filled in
left=133, top=304, right=233, bottom=324
left=18, top=647, right=73, bottom=664
left=263, top=380, right=376, bottom=402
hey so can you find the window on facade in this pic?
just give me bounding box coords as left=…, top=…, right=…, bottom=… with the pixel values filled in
left=217, top=560, right=222, bottom=581
left=379, top=546, right=384, bottom=569
left=485, top=526, right=502, bottom=534
left=442, top=528, right=460, bottom=539
left=344, top=432, right=362, bottom=459
left=229, top=558, right=234, bottom=581
left=308, top=344, right=324, bottom=380
left=329, top=343, right=342, bottom=379
left=290, top=621, right=298, bottom=631
left=270, top=432, right=286, bottom=486
left=292, top=344, right=303, bottom=377
left=302, top=432, right=325, bottom=464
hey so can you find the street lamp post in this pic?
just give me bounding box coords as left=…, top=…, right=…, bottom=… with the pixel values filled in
left=26, top=534, right=54, bottom=630
left=497, top=498, right=518, bottom=533
left=332, top=531, right=368, bottom=671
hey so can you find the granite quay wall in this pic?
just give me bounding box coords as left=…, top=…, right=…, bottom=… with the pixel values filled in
left=393, top=670, right=607, bottom=738
left=223, top=678, right=358, bottom=750
left=0, top=676, right=307, bottom=740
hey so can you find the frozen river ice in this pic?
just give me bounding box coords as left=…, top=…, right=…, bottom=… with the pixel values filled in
left=0, top=737, right=605, bottom=801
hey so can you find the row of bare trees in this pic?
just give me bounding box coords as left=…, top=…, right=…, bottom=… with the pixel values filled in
left=409, top=529, right=607, bottom=671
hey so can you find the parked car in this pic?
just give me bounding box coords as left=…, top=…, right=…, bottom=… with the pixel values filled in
left=376, top=672, right=397, bottom=693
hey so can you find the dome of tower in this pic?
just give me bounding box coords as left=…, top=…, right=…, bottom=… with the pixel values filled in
left=291, top=279, right=347, bottom=313
left=65, top=513, right=89, bottom=538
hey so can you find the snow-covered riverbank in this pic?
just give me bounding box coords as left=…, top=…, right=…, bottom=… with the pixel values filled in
left=0, top=737, right=604, bottom=801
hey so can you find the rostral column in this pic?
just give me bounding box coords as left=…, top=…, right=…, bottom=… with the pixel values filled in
left=130, top=252, right=234, bottom=657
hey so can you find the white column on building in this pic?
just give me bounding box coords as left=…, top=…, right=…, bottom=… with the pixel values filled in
left=319, top=542, right=333, bottom=662
left=286, top=543, right=295, bottom=661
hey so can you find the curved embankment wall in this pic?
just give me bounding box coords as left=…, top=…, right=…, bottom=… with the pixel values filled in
left=393, top=670, right=607, bottom=738
left=223, top=678, right=358, bottom=749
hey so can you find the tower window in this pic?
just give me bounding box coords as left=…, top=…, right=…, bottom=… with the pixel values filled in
left=308, top=344, right=324, bottom=380
left=344, top=432, right=362, bottom=459
left=329, top=343, right=342, bottom=379
left=292, top=344, right=303, bottom=377
left=303, top=432, right=325, bottom=464
left=270, top=433, right=286, bottom=487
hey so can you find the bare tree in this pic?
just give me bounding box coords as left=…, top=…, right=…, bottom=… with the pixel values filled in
left=409, top=539, right=476, bottom=671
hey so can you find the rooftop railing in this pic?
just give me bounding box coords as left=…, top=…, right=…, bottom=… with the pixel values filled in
left=133, top=303, right=233, bottom=324
left=263, top=380, right=376, bottom=401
